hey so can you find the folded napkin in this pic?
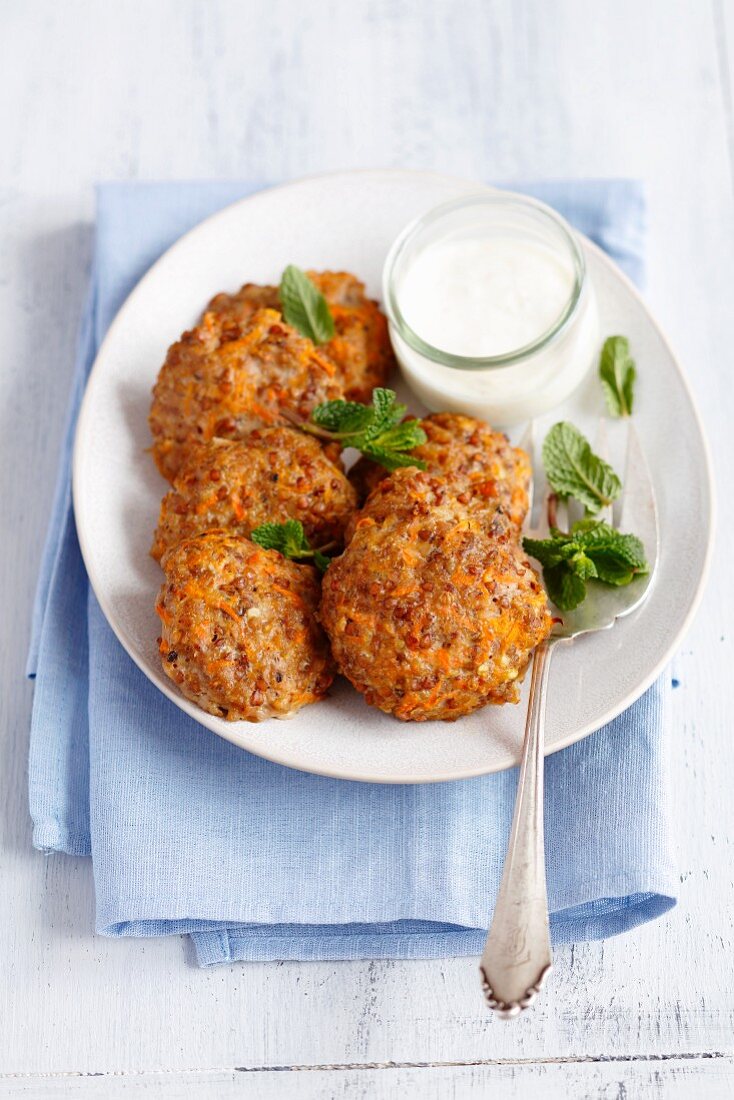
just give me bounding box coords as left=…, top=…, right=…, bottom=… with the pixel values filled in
left=27, top=179, right=675, bottom=966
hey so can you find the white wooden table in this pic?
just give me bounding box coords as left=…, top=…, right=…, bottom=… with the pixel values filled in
left=1, top=1, right=732, bottom=1096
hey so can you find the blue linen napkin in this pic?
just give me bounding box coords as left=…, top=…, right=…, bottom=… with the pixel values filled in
left=27, top=179, right=675, bottom=966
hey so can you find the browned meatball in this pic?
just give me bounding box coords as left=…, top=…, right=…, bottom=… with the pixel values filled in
left=344, top=467, right=512, bottom=545
left=149, top=308, right=343, bottom=482
left=207, top=283, right=280, bottom=318
left=349, top=413, right=531, bottom=531
left=151, top=428, right=358, bottom=562
left=320, top=474, right=552, bottom=722
left=156, top=531, right=334, bottom=721
left=207, top=271, right=395, bottom=403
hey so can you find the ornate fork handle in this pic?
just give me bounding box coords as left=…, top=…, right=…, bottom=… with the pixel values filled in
left=480, top=639, right=555, bottom=1017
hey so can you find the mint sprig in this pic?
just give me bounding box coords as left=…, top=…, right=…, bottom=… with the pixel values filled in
left=250, top=520, right=331, bottom=572
left=599, top=336, right=636, bottom=417
left=524, top=520, right=648, bottom=611
left=279, top=265, right=335, bottom=345
left=542, top=422, right=621, bottom=515
left=305, top=388, right=428, bottom=472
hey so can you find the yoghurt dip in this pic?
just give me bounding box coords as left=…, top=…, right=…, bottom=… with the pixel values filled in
left=383, top=192, right=599, bottom=425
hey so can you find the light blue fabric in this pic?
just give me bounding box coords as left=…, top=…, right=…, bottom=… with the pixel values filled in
left=27, top=180, right=675, bottom=966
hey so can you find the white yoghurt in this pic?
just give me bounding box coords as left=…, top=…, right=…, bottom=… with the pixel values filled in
left=398, top=238, right=576, bottom=358
left=383, top=195, right=600, bottom=426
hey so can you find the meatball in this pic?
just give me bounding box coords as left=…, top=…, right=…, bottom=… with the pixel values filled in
left=206, top=283, right=279, bottom=318
left=344, top=467, right=511, bottom=545
left=349, top=413, right=531, bottom=530
left=206, top=271, right=395, bottom=403
left=156, top=531, right=335, bottom=721
left=151, top=427, right=358, bottom=562
left=149, top=308, right=343, bottom=482
left=320, top=475, right=552, bottom=722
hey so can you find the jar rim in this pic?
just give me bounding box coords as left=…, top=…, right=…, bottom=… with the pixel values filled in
left=382, top=190, right=587, bottom=371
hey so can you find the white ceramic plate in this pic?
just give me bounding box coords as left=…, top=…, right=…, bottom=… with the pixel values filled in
left=73, top=170, right=714, bottom=783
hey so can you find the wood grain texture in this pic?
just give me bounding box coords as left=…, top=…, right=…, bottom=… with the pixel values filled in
left=1, top=1059, right=734, bottom=1099
left=1, top=0, right=733, bottom=1094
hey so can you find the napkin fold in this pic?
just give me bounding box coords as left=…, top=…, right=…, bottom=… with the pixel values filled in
left=27, top=179, right=676, bottom=966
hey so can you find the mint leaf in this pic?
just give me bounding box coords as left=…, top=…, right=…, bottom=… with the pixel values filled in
left=523, top=519, right=648, bottom=611
left=365, top=388, right=406, bottom=436
left=543, top=565, right=587, bottom=611
left=250, top=520, right=330, bottom=572
left=248, top=521, right=288, bottom=552
left=311, top=399, right=374, bottom=436
left=599, top=336, right=636, bottom=417
left=573, top=520, right=647, bottom=571
left=523, top=535, right=570, bottom=569
left=251, top=519, right=309, bottom=556
left=567, top=551, right=598, bottom=581
left=313, top=550, right=331, bottom=572
left=589, top=553, right=638, bottom=586
left=361, top=443, right=425, bottom=472
left=279, top=265, right=335, bottom=345
left=372, top=420, right=425, bottom=450
left=365, top=419, right=427, bottom=470
left=305, top=389, right=427, bottom=471
left=542, top=422, right=622, bottom=514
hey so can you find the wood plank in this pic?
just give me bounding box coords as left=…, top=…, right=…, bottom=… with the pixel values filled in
left=712, top=0, right=734, bottom=192
left=1, top=1058, right=733, bottom=1099
left=0, top=0, right=732, bottom=1080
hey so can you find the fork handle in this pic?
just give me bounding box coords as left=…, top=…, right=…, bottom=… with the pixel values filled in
left=480, top=639, right=554, bottom=1017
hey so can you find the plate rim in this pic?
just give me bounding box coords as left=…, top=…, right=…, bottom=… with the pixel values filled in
left=72, top=168, right=716, bottom=784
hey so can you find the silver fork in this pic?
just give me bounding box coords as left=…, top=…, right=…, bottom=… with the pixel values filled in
left=479, top=420, right=659, bottom=1018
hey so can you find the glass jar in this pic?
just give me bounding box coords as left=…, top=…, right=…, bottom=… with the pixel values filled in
left=382, top=191, right=600, bottom=426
